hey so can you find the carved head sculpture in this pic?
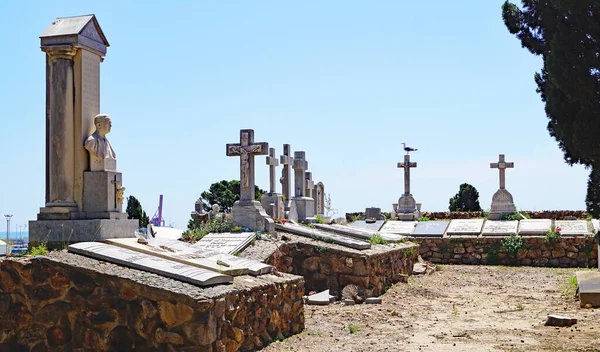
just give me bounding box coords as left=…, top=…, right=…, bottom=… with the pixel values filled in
left=94, top=114, right=112, bottom=137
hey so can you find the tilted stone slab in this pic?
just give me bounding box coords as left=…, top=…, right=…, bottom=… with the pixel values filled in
left=446, top=219, right=484, bottom=236
left=113, top=237, right=273, bottom=276
left=314, top=224, right=406, bottom=242
left=105, top=238, right=249, bottom=276
left=348, top=220, right=385, bottom=232
left=192, top=232, right=255, bottom=254
left=275, top=223, right=371, bottom=250
left=411, top=221, right=449, bottom=237
left=518, top=219, right=552, bottom=236
left=68, top=242, right=233, bottom=286
left=577, top=271, right=600, bottom=308
left=379, top=221, right=417, bottom=235
left=555, top=220, right=590, bottom=237
left=481, top=220, right=519, bottom=236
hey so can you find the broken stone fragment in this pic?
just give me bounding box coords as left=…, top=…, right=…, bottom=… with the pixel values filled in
left=544, top=314, right=577, bottom=327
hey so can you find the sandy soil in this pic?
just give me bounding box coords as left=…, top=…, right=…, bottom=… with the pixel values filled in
left=262, top=265, right=600, bottom=352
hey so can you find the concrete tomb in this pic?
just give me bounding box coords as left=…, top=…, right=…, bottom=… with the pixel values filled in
left=291, top=151, right=315, bottom=221
left=481, top=220, right=519, bottom=236
left=68, top=242, right=233, bottom=286
left=30, top=15, right=138, bottom=246
left=260, top=147, right=284, bottom=219
left=279, top=144, right=298, bottom=221
left=518, top=219, right=552, bottom=236
left=226, top=129, right=274, bottom=233
left=488, top=154, right=516, bottom=220
left=555, top=220, right=591, bottom=237
left=446, top=219, right=484, bottom=236
left=379, top=221, right=417, bottom=236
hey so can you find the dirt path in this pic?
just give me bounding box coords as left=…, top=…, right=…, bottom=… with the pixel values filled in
left=263, top=265, right=600, bottom=352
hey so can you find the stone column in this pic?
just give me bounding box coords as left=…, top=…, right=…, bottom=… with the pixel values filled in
left=293, top=152, right=307, bottom=198
left=43, top=46, right=78, bottom=208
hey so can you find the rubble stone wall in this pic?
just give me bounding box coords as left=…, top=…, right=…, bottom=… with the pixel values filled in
left=346, top=210, right=589, bottom=222
left=267, top=242, right=419, bottom=297
left=0, top=253, right=305, bottom=352
left=417, top=237, right=598, bottom=267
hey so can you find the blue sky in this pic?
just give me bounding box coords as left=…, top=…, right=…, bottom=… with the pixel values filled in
left=0, top=1, right=589, bottom=231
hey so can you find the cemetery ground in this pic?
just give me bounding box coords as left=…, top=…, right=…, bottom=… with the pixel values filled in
left=263, top=264, right=600, bottom=352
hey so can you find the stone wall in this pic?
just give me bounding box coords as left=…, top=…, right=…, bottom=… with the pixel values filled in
left=266, top=241, right=418, bottom=297
left=417, top=237, right=598, bottom=267
left=0, top=252, right=304, bottom=352
left=346, top=210, right=589, bottom=221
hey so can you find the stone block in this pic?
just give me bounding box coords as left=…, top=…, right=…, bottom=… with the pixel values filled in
left=577, top=271, right=600, bottom=308
left=260, top=193, right=284, bottom=219
left=83, top=171, right=124, bottom=215
left=29, top=218, right=138, bottom=247
left=232, top=200, right=274, bottom=233
left=293, top=197, right=315, bottom=221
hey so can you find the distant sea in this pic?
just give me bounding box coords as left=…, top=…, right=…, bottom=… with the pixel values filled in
left=0, top=232, right=28, bottom=243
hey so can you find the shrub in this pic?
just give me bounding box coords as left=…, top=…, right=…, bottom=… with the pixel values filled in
left=545, top=226, right=561, bottom=245
left=182, top=216, right=233, bottom=242
left=501, top=234, right=525, bottom=255
left=369, top=233, right=387, bottom=245
left=449, top=183, right=482, bottom=212
left=315, top=214, right=325, bottom=224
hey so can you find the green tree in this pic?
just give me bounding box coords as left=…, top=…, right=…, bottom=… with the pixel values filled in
left=502, top=1, right=600, bottom=216
left=126, top=195, right=149, bottom=228
left=449, top=183, right=482, bottom=212
left=199, top=180, right=266, bottom=212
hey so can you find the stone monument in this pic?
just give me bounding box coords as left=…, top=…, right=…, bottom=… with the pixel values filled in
left=292, top=151, right=315, bottom=222
left=190, top=198, right=208, bottom=225
left=313, top=182, right=325, bottom=216
left=260, top=147, right=284, bottom=219
left=488, top=154, right=516, bottom=220
left=279, top=144, right=298, bottom=220
left=396, top=153, right=420, bottom=220
left=305, top=172, right=315, bottom=198
left=226, top=129, right=274, bottom=233
left=30, top=15, right=137, bottom=246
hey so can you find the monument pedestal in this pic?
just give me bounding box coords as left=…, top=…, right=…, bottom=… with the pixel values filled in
left=260, top=193, right=284, bottom=219
left=488, top=189, right=516, bottom=220
left=232, top=200, right=275, bottom=234
left=83, top=171, right=125, bottom=219
left=293, top=197, right=315, bottom=223
left=284, top=199, right=299, bottom=222
left=396, top=194, right=419, bottom=220
left=29, top=218, right=138, bottom=248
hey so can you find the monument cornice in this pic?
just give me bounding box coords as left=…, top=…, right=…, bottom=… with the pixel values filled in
left=41, top=45, right=77, bottom=60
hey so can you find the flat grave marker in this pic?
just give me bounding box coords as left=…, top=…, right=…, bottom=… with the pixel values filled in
left=192, top=232, right=255, bottom=254
left=349, top=220, right=385, bottom=232
left=275, top=223, right=371, bottom=250
left=481, top=220, right=519, bottom=236
left=314, top=224, right=405, bottom=242
left=518, top=219, right=552, bottom=236
left=555, top=220, right=590, bottom=237
left=411, top=221, right=449, bottom=237
left=68, top=242, right=233, bottom=286
left=379, top=221, right=417, bottom=235
left=446, top=219, right=484, bottom=236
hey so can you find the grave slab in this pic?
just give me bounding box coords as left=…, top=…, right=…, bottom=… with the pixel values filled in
left=348, top=220, right=385, bottom=232
left=68, top=242, right=233, bottom=286
left=411, top=221, right=449, bottom=237
left=518, top=219, right=552, bottom=236
left=481, top=220, right=519, bottom=236
left=555, top=220, right=590, bottom=237
left=192, top=232, right=255, bottom=254
left=380, top=221, right=417, bottom=235
left=576, top=271, right=600, bottom=308
left=446, top=219, right=484, bottom=236
left=147, top=225, right=185, bottom=240
left=106, top=238, right=250, bottom=276
left=306, top=289, right=335, bottom=305
left=275, top=223, right=371, bottom=250
left=314, top=224, right=405, bottom=243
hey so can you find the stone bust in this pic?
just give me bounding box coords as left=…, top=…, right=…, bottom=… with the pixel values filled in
left=85, top=114, right=117, bottom=171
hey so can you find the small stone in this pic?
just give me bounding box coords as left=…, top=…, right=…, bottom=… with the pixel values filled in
left=365, top=297, right=382, bottom=304
left=545, top=314, right=577, bottom=327
left=413, top=263, right=427, bottom=275
left=344, top=299, right=355, bottom=305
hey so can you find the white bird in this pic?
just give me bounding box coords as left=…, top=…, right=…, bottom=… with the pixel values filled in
left=402, top=142, right=418, bottom=154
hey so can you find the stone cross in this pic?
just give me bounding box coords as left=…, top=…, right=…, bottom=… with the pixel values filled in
left=226, top=130, right=268, bottom=202
left=279, top=144, right=293, bottom=200
left=305, top=172, right=314, bottom=198
left=265, top=147, right=279, bottom=194
left=293, top=151, right=308, bottom=198
left=397, top=154, right=417, bottom=195
left=490, top=154, right=514, bottom=189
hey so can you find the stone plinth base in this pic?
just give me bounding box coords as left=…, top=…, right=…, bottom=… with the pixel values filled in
left=29, top=218, right=138, bottom=247
left=260, top=193, right=284, bottom=219
left=489, top=189, right=516, bottom=220
left=38, top=204, right=82, bottom=220
left=397, top=194, right=417, bottom=214
left=232, top=200, right=275, bottom=233
left=396, top=212, right=419, bottom=221
left=83, top=170, right=124, bottom=214
left=284, top=200, right=298, bottom=221
left=0, top=252, right=304, bottom=351
left=292, top=197, right=315, bottom=222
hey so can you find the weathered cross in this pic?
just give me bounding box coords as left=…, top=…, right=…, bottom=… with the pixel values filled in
left=279, top=144, right=293, bottom=200
left=293, top=151, right=308, bottom=198
left=226, top=129, right=268, bottom=202
left=265, top=147, right=279, bottom=194
left=397, top=154, right=417, bottom=195
left=490, top=154, right=514, bottom=189
left=305, top=172, right=314, bottom=198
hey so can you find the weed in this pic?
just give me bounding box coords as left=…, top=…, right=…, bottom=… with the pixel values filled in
left=417, top=216, right=430, bottom=221
left=308, top=223, right=316, bottom=229
left=181, top=217, right=233, bottom=242
left=233, top=226, right=243, bottom=232
left=369, top=233, right=387, bottom=245
left=545, top=226, right=561, bottom=246
left=315, top=215, right=325, bottom=224
left=316, top=246, right=328, bottom=253
left=501, top=234, right=525, bottom=256
left=347, top=324, right=360, bottom=334
left=352, top=214, right=362, bottom=223
left=405, top=247, right=416, bottom=256
left=29, top=243, right=49, bottom=256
